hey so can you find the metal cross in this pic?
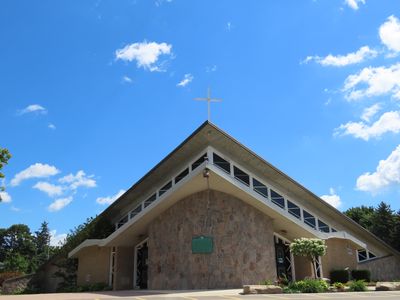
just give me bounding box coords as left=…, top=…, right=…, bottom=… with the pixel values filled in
left=194, top=88, right=222, bottom=122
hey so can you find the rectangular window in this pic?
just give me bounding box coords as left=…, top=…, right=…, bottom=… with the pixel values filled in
left=368, top=251, right=376, bottom=259
left=117, top=215, right=128, bottom=229
left=331, top=228, right=338, bottom=232
left=130, top=205, right=142, bottom=219
left=159, top=181, right=172, bottom=196
left=191, top=153, right=207, bottom=171
left=358, top=249, right=367, bottom=262
left=318, top=220, right=330, bottom=233
left=287, top=200, right=301, bottom=219
left=303, top=210, right=316, bottom=229
left=213, top=153, right=230, bottom=173
left=253, top=178, right=268, bottom=198
left=144, top=193, right=157, bottom=208
left=175, top=168, right=189, bottom=184
left=233, top=166, right=250, bottom=186
left=271, top=189, right=285, bottom=209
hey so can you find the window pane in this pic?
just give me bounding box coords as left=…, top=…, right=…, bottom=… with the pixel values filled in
left=213, top=153, right=230, bottom=173
left=117, top=215, right=129, bottom=229
left=318, top=220, right=330, bottom=233
left=253, top=178, right=268, bottom=198
left=303, top=210, right=316, bottom=229
left=368, top=251, right=376, bottom=259
left=144, top=193, right=157, bottom=208
left=233, top=166, right=249, bottom=186
left=288, top=200, right=301, bottom=219
left=331, top=228, right=337, bottom=232
left=358, top=249, right=367, bottom=261
left=271, top=189, right=285, bottom=209
left=130, top=205, right=142, bottom=219
left=159, top=181, right=172, bottom=196
left=192, top=153, right=207, bottom=170
left=175, top=168, right=189, bottom=184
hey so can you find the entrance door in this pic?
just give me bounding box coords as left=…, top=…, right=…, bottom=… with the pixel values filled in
left=134, top=239, right=148, bottom=289
left=274, top=236, right=293, bottom=281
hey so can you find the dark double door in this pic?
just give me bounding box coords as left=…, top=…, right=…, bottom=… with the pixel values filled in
left=136, top=241, right=148, bottom=289
left=274, top=237, right=293, bottom=281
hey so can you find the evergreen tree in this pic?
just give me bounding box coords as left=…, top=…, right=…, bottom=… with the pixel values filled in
left=392, top=210, right=400, bottom=251
left=369, top=202, right=395, bottom=245
left=35, top=221, right=51, bottom=266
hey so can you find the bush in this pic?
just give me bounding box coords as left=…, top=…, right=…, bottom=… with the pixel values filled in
left=330, top=269, right=349, bottom=283
left=333, top=282, right=346, bottom=291
left=0, top=272, right=24, bottom=286
left=259, top=279, right=273, bottom=285
left=288, top=279, right=328, bottom=293
left=349, top=280, right=367, bottom=292
left=351, top=269, right=371, bottom=282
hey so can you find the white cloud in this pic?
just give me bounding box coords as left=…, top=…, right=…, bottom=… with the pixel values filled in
left=18, top=104, right=47, bottom=115
left=304, top=46, right=377, bottom=67
left=356, top=145, right=400, bottom=193
left=177, top=74, right=193, bottom=87
left=50, top=230, right=67, bottom=246
left=336, top=111, right=400, bottom=141
left=206, top=65, right=217, bottom=72
left=0, top=191, right=12, bottom=203
left=33, top=181, right=64, bottom=197
left=59, top=170, right=96, bottom=190
left=11, top=163, right=60, bottom=186
left=343, top=63, right=400, bottom=101
left=345, top=0, right=365, bottom=10
left=96, top=189, right=125, bottom=205
left=122, top=75, right=133, bottom=83
left=379, top=15, right=400, bottom=53
left=320, top=188, right=342, bottom=208
left=115, top=41, right=172, bottom=72
left=48, top=123, right=56, bottom=130
left=10, top=206, right=20, bottom=212
left=226, top=22, right=233, bottom=31
left=361, top=103, right=382, bottom=122
left=48, top=196, right=73, bottom=212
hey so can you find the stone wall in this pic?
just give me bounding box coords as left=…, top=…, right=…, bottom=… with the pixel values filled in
left=148, top=190, right=276, bottom=289
left=359, top=255, right=400, bottom=281
left=1, top=274, right=34, bottom=294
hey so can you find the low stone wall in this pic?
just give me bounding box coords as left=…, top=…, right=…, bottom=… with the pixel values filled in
left=358, top=255, right=400, bottom=281
left=1, top=273, right=34, bottom=294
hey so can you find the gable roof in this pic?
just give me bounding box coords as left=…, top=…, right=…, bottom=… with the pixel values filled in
left=95, top=121, right=399, bottom=258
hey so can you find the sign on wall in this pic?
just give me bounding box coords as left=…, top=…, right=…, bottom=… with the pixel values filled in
left=192, top=236, right=213, bottom=254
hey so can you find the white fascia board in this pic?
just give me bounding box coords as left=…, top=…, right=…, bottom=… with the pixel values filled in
left=68, top=239, right=103, bottom=258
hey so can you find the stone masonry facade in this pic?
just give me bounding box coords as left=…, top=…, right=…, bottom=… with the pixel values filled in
left=148, top=190, right=276, bottom=289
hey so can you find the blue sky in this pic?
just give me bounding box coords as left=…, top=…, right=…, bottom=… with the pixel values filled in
left=1, top=0, right=400, bottom=245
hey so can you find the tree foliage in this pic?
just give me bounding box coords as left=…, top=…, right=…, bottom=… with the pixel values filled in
left=344, top=201, right=400, bottom=251
left=290, top=238, right=326, bottom=279
left=0, top=147, right=11, bottom=194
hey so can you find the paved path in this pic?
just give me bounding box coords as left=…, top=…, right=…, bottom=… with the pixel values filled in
left=1, top=290, right=400, bottom=300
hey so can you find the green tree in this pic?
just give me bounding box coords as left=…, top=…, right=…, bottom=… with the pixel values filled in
left=35, top=221, right=52, bottom=267
left=344, top=206, right=375, bottom=230
left=290, top=238, right=327, bottom=279
left=369, top=202, right=394, bottom=245
left=0, top=147, right=11, bottom=195
left=391, top=210, right=400, bottom=251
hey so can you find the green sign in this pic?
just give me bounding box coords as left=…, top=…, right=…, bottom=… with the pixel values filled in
left=192, top=236, right=213, bottom=254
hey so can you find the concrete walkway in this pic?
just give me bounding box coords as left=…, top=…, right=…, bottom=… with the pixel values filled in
left=1, top=290, right=400, bottom=300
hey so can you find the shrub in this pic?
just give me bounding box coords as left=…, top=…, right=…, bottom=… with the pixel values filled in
left=259, top=279, right=273, bottom=285
left=0, top=272, right=24, bottom=286
left=288, top=279, right=328, bottom=293
left=333, top=282, right=345, bottom=291
left=349, top=280, right=367, bottom=292
left=351, top=269, right=371, bottom=282
left=330, top=269, right=349, bottom=283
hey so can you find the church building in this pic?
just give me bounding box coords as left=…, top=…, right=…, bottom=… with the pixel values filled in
left=69, top=121, right=400, bottom=290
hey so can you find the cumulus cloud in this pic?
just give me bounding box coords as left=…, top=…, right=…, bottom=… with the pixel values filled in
left=33, top=182, right=64, bottom=197
left=115, top=41, right=172, bottom=72
left=356, top=145, right=400, bottom=193
left=343, top=63, right=400, bottom=101
left=379, top=15, right=400, bottom=54
left=50, top=230, right=67, bottom=246
left=304, top=46, right=377, bottom=67
left=361, top=103, right=382, bottom=122
left=59, top=170, right=96, bottom=190
left=18, top=104, right=47, bottom=115
left=48, top=196, right=73, bottom=212
left=11, top=163, right=60, bottom=186
left=96, top=189, right=125, bottom=205
left=345, top=0, right=365, bottom=10
left=336, top=111, right=400, bottom=141
left=320, top=188, right=342, bottom=208
left=48, top=123, right=56, bottom=130
left=177, top=74, right=193, bottom=87
left=0, top=191, right=12, bottom=203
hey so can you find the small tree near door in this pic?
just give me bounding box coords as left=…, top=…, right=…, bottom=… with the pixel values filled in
left=290, top=238, right=327, bottom=279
